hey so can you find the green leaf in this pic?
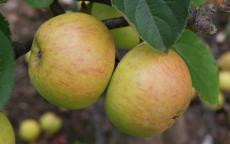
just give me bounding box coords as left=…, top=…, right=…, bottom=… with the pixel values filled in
left=0, top=13, right=11, bottom=40
left=112, top=0, right=191, bottom=52
left=0, top=30, right=16, bottom=110
left=174, top=30, right=219, bottom=105
left=24, top=0, right=53, bottom=8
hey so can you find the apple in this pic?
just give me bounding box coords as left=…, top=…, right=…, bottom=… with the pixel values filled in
left=0, top=112, right=15, bottom=144
left=28, top=12, right=115, bottom=109
left=39, top=112, right=62, bottom=134
left=111, top=27, right=140, bottom=50
left=219, top=71, right=230, bottom=91
left=105, top=43, right=192, bottom=137
left=218, top=52, right=230, bottom=71
left=90, top=2, right=121, bottom=20
left=91, top=2, right=140, bottom=49
left=19, top=119, right=41, bottom=142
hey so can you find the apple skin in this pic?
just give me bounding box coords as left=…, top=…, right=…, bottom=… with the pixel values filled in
left=219, top=71, right=230, bottom=91
left=105, top=43, right=192, bottom=137
left=19, top=119, right=41, bottom=142
left=218, top=52, right=230, bottom=71
left=39, top=112, right=62, bottom=134
left=0, top=112, right=15, bottom=144
left=29, top=12, right=115, bottom=109
left=91, top=2, right=121, bottom=20
left=111, top=27, right=140, bottom=50
left=91, top=3, right=140, bottom=50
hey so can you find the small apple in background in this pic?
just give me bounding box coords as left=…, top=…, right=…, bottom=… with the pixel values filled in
left=91, top=2, right=140, bottom=50
left=39, top=112, right=62, bottom=134
left=19, top=119, right=41, bottom=142
left=0, top=112, right=15, bottom=144
left=28, top=12, right=115, bottom=109
left=218, top=51, right=230, bottom=71
left=105, top=43, right=193, bottom=136
left=219, top=71, right=230, bottom=91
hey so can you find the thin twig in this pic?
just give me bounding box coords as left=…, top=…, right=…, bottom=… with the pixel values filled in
left=103, top=17, right=129, bottom=29
left=13, top=16, right=128, bottom=59
left=14, top=0, right=216, bottom=59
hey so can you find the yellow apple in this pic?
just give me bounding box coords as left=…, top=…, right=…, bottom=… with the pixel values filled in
left=219, top=71, right=230, bottom=91
left=39, top=112, right=62, bottom=134
left=91, top=2, right=140, bottom=49
left=28, top=12, right=115, bottom=109
left=218, top=51, right=230, bottom=71
left=19, top=119, right=41, bottom=142
left=0, top=112, right=15, bottom=144
left=105, top=43, right=192, bottom=137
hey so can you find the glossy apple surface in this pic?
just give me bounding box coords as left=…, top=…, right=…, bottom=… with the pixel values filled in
left=29, top=12, right=115, bottom=109
left=105, top=43, right=192, bottom=136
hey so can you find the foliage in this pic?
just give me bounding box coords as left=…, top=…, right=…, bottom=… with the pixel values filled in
left=112, top=0, right=191, bottom=52
left=0, top=0, right=219, bottom=108
left=0, top=13, right=11, bottom=39
left=174, top=30, right=219, bottom=105
left=0, top=31, right=16, bottom=110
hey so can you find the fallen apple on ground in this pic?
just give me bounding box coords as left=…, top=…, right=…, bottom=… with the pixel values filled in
left=219, top=71, right=230, bottom=91
left=19, top=119, right=41, bottom=142
left=105, top=43, right=193, bottom=137
left=39, top=112, right=62, bottom=134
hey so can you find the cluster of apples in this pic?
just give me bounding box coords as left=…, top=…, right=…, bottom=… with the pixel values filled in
left=19, top=112, right=62, bottom=142
left=26, top=3, right=193, bottom=137
left=219, top=52, right=230, bottom=93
